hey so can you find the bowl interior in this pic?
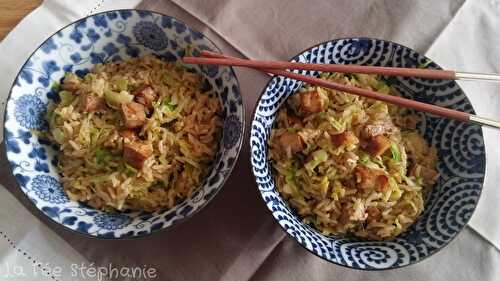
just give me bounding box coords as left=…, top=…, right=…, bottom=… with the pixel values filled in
left=5, top=10, right=244, bottom=238
left=250, top=38, right=485, bottom=269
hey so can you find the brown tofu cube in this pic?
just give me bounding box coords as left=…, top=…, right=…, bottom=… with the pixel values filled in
left=410, top=164, right=439, bottom=186
left=375, top=174, right=389, bottom=192
left=331, top=131, right=359, bottom=148
left=121, top=102, right=146, bottom=129
left=300, top=90, right=325, bottom=113
left=123, top=141, right=153, bottom=169
left=278, top=132, right=304, bottom=154
left=366, top=207, right=381, bottom=223
left=119, top=130, right=138, bottom=142
left=133, top=85, right=157, bottom=109
left=367, top=135, right=391, bottom=157
left=287, top=115, right=303, bottom=127
left=77, top=93, right=106, bottom=113
left=354, top=166, right=389, bottom=191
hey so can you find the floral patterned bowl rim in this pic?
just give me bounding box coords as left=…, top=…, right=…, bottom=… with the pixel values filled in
left=249, top=37, right=486, bottom=269
left=3, top=9, right=245, bottom=239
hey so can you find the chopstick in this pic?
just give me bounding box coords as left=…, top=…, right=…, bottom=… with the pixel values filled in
left=183, top=51, right=500, bottom=129
left=183, top=54, right=500, bottom=83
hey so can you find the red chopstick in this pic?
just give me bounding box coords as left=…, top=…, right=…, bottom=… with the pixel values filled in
left=183, top=53, right=500, bottom=83
left=182, top=51, right=500, bottom=129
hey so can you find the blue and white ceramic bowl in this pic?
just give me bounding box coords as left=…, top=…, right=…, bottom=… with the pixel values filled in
left=4, top=10, right=244, bottom=238
left=250, top=38, right=486, bottom=269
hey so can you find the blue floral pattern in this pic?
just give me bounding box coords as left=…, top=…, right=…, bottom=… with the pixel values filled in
left=40, top=38, right=57, bottom=54
left=14, top=95, right=46, bottom=130
left=94, top=213, right=132, bottom=230
left=69, top=20, right=87, bottom=44
left=31, top=175, right=68, bottom=204
left=5, top=10, right=244, bottom=239
left=132, top=21, right=168, bottom=50
left=18, top=130, right=32, bottom=144
left=19, top=59, right=34, bottom=85
left=38, top=60, right=60, bottom=87
left=5, top=129, right=20, bottom=153
left=223, top=115, right=242, bottom=149
left=28, top=147, right=46, bottom=159
left=250, top=38, right=485, bottom=269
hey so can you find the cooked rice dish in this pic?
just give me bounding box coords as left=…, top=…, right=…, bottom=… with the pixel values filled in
left=269, top=73, right=439, bottom=240
left=47, top=55, right=222, bottom=212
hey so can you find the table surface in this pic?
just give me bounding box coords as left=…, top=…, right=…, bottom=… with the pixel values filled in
left=0, top=0, right=42, bottom=40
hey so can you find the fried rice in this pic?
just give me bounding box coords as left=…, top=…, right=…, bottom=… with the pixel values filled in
left=268, top=73, right=439, bottom=240
left=47, top=55, right=222, bottom=212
